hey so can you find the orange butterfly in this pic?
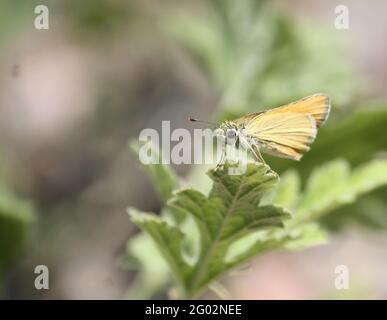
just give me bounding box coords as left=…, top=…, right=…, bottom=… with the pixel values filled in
left=212, top=94, right=330, bottom=165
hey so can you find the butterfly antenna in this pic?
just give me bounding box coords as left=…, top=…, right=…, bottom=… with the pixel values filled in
left=189, top=117, right=217, bottom=127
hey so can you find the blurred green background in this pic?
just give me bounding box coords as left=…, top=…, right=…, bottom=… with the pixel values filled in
left=0, top=0, right=387, bottom=299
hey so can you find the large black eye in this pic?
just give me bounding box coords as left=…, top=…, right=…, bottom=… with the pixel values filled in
left=227, top=129, right=237, bottom=139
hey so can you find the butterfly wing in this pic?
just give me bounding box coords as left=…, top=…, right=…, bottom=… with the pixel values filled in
left=264, top=93, right=330, bottom=128
left=233, top=112, right=264, bottom=126
left=235, top=93, right=330, bottom=129
left=229, top=93, right=329, bottom=161
left=244, top=112, right=317, bottom=161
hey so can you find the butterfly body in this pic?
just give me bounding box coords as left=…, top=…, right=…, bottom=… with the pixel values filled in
left=214, top=93, right=330, bottom=164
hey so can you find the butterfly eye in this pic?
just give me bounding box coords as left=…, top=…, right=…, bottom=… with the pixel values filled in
left=227, top=129, right=237, bottom=139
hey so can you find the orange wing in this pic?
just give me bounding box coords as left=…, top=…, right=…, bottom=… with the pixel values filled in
left=244, top=112, right=317, bottom=161
left=236, top=93, right=330, bottom=129
left=263, top=93, right=330, bottom=128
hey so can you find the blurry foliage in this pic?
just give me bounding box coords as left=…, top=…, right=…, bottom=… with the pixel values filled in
left=59, top=0, right=138, bottom=37
left=0, top=1, right=35, bottom=43
left=0, top=167, right=34, bottom=285
left=166, top=0, right=357, bottom=116
left=322, top=187, right=387, bottom=231
left=0, top=0, right=138, bottom=44
left=126, top=0, right=387, bottom=299
left=270, top=159, right=387, bottom=227
left=130, top=141, right=180, bottom=204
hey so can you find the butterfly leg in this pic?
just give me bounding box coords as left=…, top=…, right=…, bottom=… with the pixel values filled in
left=252, top=145, right=267, bottom=166
left=216, top=144, right=226, bottom=169
left=251, top=144, right=278, bottom=176
left=240, top=136, right=267, bottom=165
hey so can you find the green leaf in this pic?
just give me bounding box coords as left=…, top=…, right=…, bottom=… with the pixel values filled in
left=125, top=231, right=171, bottom=299
left=262, top=169, right=301, bottom=209
left=168, top=162, right=290, bottom=297
left=224, top=231, right=291, bottom=269
left=128, top=208, right=193, bottom=297
left=126, top=207, right=200, bottom=299
left=130, top=139, right=179, bottom=203
left=282, top=223, right=328, bottom=250
left=319, top=160, right=387, bottom=231
left=130, top=162, right=291, bottom=298
left=295, top=159, right=351, bottom=222
left=293, top=159, right=387, bottom=224
left=127, top=140, right=183, bottom=298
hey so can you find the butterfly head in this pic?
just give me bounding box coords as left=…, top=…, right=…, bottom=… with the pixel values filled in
left=214, top=122, right=240, bottom=145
